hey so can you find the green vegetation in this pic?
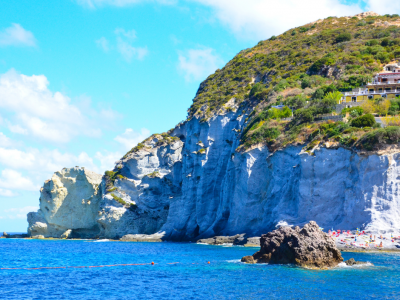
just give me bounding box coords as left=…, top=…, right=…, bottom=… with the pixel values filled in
left=341, top=107, right=363, bottom=117
left=357, top=126, right=400, bottom=150
left=147, top=171, right=160, bottom=178
left=350, top=114, right=376, bottom=128
left=111, top=193, right=127, bottom=206
left=198, top=148, right=206, bottom=154
left=189, top=15, right=400, bottom=118
left=122, top=133, right=180, bottom=159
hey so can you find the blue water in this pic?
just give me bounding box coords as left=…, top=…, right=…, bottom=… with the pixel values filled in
left=1, top=239, right=399, bottom=299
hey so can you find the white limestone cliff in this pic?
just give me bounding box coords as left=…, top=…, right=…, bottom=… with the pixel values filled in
left=27, top=167, right=102, bottom=238
left=27, top=111, right=400, bottom=240
left=98, top=110, right=400, bottom=239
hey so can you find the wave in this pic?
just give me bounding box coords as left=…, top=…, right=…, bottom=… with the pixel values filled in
left=337, top=262, right=374, bottom=268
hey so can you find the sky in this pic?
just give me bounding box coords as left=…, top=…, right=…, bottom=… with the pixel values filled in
left=0, top=0, right=394, bottom=231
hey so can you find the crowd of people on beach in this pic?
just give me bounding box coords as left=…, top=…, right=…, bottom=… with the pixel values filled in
left=328, top=228, right=400, bottom=249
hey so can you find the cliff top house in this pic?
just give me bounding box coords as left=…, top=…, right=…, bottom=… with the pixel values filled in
left=341, top=63, right=400, bottom=104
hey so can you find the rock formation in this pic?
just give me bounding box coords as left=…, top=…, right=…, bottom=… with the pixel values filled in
left=26, top=13, right=400, bottom=240
left=344, top=258, right=371, bottom=266
left=241, top=221, right=343, bottom=268
left=27, top=167, right=102, bottom=238
left=197, top=234, right=260, bottom=246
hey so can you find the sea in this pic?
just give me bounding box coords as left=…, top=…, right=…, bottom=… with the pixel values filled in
left=0, top=239, right=399, bottom=299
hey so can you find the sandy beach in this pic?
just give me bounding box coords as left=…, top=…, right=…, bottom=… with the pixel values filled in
left=330, top=230, right=400, bottom=252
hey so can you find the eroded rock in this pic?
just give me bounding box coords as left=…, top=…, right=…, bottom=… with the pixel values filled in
left=120, top=234, right=163, bottom=242
left=241, top=221, right=343, bottom=268
left=344, top=258, right=371, bottom=266
left=197, top=234, right=245, bottom=245
left=27, top=167, right=102, bottom=238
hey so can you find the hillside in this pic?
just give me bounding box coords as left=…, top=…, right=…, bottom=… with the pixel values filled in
left=28, top=12, right=400, bottom=240
left=185, top=12, right=400, bottom=153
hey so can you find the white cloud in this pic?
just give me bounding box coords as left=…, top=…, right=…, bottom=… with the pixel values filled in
left=0, top=147, right=99, bottom=174
left=0, top=24, right=36, bottom=47
left=0, top=132, right=22, bottom=148
left=192, top=0, right=363, bottom=40
left=178, top=47, right=223, bottom=81
left=0, top=69, right=117, bottom=143
left=0, top=188, right=18, bottom=197
left=77, top=0, right=177, bottom=9
left=96, top=37, right=110, bottom=52
left=0, top=169, right=40, bottom=192
left=114, top=128, right=150, bottom=150
left=366, top=0, right=400, bottom=14
left=96, top=28, right=148, bottom=62
left=3, top=206, right=39, bottom=219
left=95, top=151, right=123, bottom=171
left=115, top=28, right=148, bottom=62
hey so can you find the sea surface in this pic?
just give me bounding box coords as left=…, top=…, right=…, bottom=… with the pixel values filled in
left=0, top=239, right=399, bottom=299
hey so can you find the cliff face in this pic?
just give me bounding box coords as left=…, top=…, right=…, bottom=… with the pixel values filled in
left=27, top=13, right=400, bottom=239
left=27, top=167, right=102, bottom=238
left=96, top=109, right=400, bottom=240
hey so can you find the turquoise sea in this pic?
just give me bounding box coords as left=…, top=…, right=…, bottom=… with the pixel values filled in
left=1, top=239, right=399, bottom=299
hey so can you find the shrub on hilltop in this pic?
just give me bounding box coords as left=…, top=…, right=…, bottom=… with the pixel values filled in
left=350, top=114, right=376, bottom=128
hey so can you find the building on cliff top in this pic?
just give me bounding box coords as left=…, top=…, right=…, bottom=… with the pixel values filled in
left=341, top=63, right=400, bottom=104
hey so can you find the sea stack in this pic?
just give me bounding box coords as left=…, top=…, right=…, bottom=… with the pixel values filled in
left=241, top=221, right=343, bottom=268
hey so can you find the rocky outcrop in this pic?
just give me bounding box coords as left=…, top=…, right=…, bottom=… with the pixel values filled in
left=27, top=167, right=102, bottom=238
left=241, top=221, right=343, bottom=268
left=197, top=234, right=260, bottom=246
left=26, top=109, right=400, bottom=240
left=97, top=134, right=183, bottom=239
left=120, top=234, right=163, bottom=242
left=344, top=258, right=371, bottom=266
left=197, top=234, right=245, bottom=245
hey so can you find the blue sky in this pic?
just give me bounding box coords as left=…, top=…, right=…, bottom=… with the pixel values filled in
left=0, top=0, right=392, bottom=231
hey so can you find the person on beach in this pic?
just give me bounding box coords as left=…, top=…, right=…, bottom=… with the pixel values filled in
left=379, top=242, right=383, bottom=248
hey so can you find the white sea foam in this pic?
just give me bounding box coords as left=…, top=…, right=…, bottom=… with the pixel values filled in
left=337, top=262, right=373, bottom=268
left=226, top=259, right=242, bottom=263
left=93, top=239, right=110, bottom=242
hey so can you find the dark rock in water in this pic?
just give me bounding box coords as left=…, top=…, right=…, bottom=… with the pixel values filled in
left=197, top=234, right=245, bottom=245
left=241, top=221, right=343, bottom=268
left=3, top=233, right=28, bottom=238
left=344, top=258, right=371, bottom=266
left=233, top=236, right=260, bottom=247
left=120, top=234, right=163, bottom=242
left=197, top=234, right=261, bottom=246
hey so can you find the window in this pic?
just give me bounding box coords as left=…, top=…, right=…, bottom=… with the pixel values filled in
left=368, top=95, right=373, bottom=99
left=369, top=89, right=374, bottom=92
left=385, top=88, right=391, bottom=91
left=382, top=94, right=387, bottom=98
left=352, top=97, right=357, bottom=102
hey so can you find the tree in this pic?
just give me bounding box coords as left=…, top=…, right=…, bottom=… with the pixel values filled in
left=361, top=100, right=376, bottom=114
left=350, top=114, right=376, bottom=128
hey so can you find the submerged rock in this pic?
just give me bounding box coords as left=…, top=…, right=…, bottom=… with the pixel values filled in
left=241, top=221, right=343, bottom=268
left=120, top=234, right=163, bottom=242
left=344, top=258, right=371, bottom=266
left=197, top=234, right=245, bottom=245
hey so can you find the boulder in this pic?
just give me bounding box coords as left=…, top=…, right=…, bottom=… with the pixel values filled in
left=233, top=236, right=261, bottom=247
left=241, top=221, right=343, bottom=268
left=120, top=234, right=163, bottom=242
left=60, top=229, right=72, bottom=239
left=344, top=258, right=371, bottom=266
left=197, top=234, right=245, bottom=245
left=32, top=235, right=45, bottom=239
